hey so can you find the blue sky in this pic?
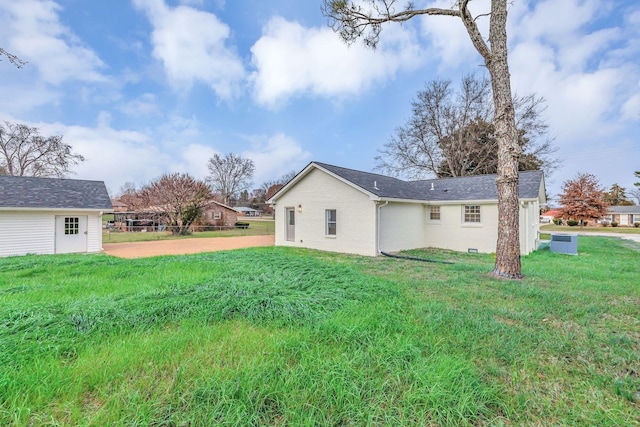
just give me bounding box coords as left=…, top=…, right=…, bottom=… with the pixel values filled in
left=1, top=0, right=638, bottom=203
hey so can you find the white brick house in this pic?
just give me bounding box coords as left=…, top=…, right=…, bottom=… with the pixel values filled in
left=267, top=162, right=546, bottom=256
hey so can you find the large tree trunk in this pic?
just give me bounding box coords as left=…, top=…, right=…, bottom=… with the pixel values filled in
left=487, top=0, right=522, bottom=278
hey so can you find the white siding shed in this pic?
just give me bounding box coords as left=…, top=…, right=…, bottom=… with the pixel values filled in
left=0, top=176, right=112, bottom=257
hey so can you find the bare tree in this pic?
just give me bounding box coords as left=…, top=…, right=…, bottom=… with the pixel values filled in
left=630, top=188, right=640, bottom=205
left=323, top=0, right=525, bottom=278
left=376, top=75, right=557, bottom=179
left=558, top=173, right=609, bottom=226
left=207, top=153, right=255, bottom=205
left=134, top=173, right=212, bottom=235
left=260, top=170, right=298, bottom=194
left=0, top=48, right=27, bottom=68
left=0, top=122, right=84, bottom=177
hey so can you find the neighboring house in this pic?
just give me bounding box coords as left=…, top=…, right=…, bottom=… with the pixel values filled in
left=110, top=198, right=128, bottom=212
left=267, top=162, right=546, bottom=257
left=604, top=206, right=640, bottom=226
left=540, top=209, right=561, bottom=223
left=235, top=206, right=261, bottom=217
left=201, top=200, right=239, bottom=228
left=0, top=175, right=113, bottom=257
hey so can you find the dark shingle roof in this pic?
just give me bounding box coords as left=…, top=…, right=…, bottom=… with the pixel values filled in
left=314, top=162, right=543, bottom=201
left=0, top=175, right=113, bottom=210
left=607, top=206, right=640, bottom=214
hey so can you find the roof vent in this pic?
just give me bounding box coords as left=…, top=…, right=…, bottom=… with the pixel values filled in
left=374, top=180, right=379, bottom=190
left=430, top=183, right=434, bottom=191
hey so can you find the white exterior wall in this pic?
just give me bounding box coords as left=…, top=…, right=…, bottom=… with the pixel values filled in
left=0, top=210, right=104, bottom=257
left=424, top=203, right=499, bottom=254
left=87, top=213, right=104, bottom=253
left=274, top=169, right=377, bottom=256
left=378, top=202, right=426, bottom=253
left=0, top=211, right=55, bottom=257
left=519, top=200, right=540, bottom=255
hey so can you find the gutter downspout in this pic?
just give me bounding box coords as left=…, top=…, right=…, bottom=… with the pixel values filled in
left=377, top=201, right=389, bottom=255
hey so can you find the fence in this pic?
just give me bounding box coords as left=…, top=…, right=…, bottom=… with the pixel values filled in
left=103, top=221, right=275, bottom=242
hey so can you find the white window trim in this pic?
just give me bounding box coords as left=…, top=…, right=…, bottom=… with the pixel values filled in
left=428, top=205, right=441, bottom=222
left=462, top=205, right=482, bottom=227
left=325, top=209, right=337, bottom=237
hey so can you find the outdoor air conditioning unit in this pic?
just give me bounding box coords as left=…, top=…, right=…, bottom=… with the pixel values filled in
left=550, top=233, right=578, bottom=255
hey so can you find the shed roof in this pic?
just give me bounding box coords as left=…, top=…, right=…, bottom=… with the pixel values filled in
left=0, top=175, right=113, bottom=210
left=313, top=162, right=544, bottom=202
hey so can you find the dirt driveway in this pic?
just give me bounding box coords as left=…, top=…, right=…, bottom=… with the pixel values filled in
left=103, top=235, right=275, bottom=259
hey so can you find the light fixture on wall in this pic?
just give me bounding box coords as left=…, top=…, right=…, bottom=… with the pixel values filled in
left=297, top=204, right=303, bottom=213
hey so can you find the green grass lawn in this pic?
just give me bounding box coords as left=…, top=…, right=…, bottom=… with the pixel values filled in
left=541, top=224, right=640, bottom=234
left=103, top=219, right=274, bottom=243
left=1, top=237, right=638, bottom=425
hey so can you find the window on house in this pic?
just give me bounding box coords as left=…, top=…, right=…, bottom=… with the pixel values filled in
left=326, top=209, right=337, bottom=235
left=64, top=217, right=79, bottom=235
left=212, top=212, right=222, bottom=220
left=464, top=205, right=481, bottom=223
left=430, top=206, right=441, bottom=220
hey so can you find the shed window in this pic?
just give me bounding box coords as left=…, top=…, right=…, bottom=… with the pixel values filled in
left=464, top=205, right=481, bottom=223
left=212, top=212, right=222, bottom=220
left=65, top=217, right=79, bottom=235
left=430, top=206, right=441, bottom=220
left=326, top=209, right=337, bottom=236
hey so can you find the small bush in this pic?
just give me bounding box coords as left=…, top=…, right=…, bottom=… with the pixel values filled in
left=611, top=221, right=619, bottom=227
left=602, top=222, right=609, bottom=227
left=567, top=220, right=579, bottom=227
left=634, top=222, right=640, bottom=228
left=581, top=220, right=589, bottom=226
left=552, top=218, right=562, bottom=225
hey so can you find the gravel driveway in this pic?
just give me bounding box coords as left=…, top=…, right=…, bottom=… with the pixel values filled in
left=103, top=235, right=275, bottom=259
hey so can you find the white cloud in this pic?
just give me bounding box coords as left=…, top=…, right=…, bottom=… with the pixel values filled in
left=133, top=0, right=245, bottom=99
left=119, top=93, right=162, bottom=117
left=242, top=133, right=311, bottom=185
left=0, top=0, right=105, bottom=85
left=250, top=16, right=423, bottom=108
left=416, top=0, right=494, bottom=69
left=170, top=143, right=218, bottom=180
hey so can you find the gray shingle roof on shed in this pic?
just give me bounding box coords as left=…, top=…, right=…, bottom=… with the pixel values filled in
left=0, top=175, right=113, bottom=210
left=314, top=162, right=543, bottom=201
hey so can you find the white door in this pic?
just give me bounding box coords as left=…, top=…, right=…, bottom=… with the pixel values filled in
left=620, top=214, right=629, bottom=226
left=285, top=208, right=295, bottom=242
left=55, top=215, right=88, bottom=253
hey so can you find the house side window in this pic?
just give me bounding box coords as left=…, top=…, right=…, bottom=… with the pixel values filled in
left=326, top=209, right=337, bottom=236
left=65, top=217, right=79, bottom=235
left=430, top=206, right=441, bottom=220
left=212, top=212, right=222, bottom=220
left=464, top=205, right=481, bottom=223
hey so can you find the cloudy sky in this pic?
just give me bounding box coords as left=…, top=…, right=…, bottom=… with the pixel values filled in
left=1, top=0, right=638, bottom=202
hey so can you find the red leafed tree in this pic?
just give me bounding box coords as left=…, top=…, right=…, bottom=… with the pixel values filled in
left=558, top=173, right=609, bottom=225
left=135, top=173, right=212, bottom=235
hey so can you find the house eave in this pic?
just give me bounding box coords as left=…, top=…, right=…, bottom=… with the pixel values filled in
left=373, top=196, right=540, bottom=205
left=0, top=207, right=112, bottom=213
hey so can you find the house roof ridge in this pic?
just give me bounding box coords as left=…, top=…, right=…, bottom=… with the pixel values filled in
left=313, top=161, right=408, bottom=183
left=0, top=174, right=106, bottom=184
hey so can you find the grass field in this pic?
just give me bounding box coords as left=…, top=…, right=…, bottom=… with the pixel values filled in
left=541, top=224, right=640, bottom=234
left=103, top=219, right=274, bottom=243
left=1, top=236, right=638, bottom=425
